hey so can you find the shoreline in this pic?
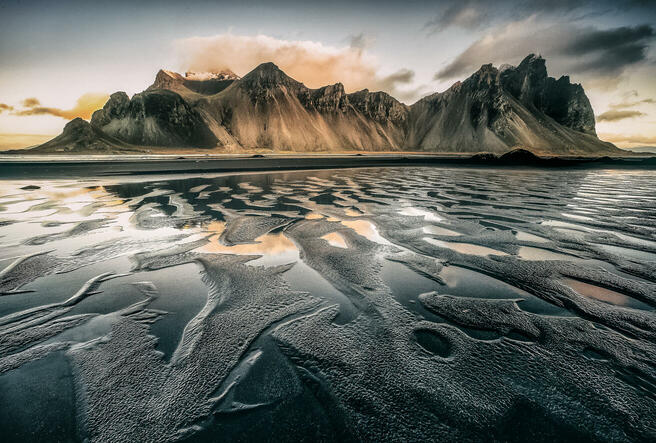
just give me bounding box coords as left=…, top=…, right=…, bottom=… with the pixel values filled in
left=1, top=152, right=655, bottom=178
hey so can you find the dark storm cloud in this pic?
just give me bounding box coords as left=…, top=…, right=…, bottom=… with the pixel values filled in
left=596, top=109, right=645, bottom=122
left=565, top=25, right=654, bottom=54
left=381, top=69, right=415, bottom=86
left=434, top=22, right=656, bottom=82
left=561, top=25, right=655, bottom=76
left=424, top=0, right=653, bottom=33
left=378, top=68, right=424, bottom=102
left=424, top=2, right=489, bottom=32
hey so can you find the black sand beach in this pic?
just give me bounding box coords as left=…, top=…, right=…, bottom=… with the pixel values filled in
left=1, top=151, right=655, bottom=178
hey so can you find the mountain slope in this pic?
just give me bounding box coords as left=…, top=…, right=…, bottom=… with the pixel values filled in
left=90, top=90, right=218, bottom=148
left=147, top=69, right=240, bottom=98
left=197, top=62, right=408, bottom=151
left=405, top=55, right=617, bottom=154
left=29, top=118, right=137, bottom=153
left=34, top=55, right=620, bottom=155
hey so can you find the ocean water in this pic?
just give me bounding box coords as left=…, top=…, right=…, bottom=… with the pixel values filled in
left=0, top=166, right=655, bottom=441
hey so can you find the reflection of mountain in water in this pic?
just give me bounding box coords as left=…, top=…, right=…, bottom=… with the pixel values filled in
left=0, top=167, right=655, bottom=441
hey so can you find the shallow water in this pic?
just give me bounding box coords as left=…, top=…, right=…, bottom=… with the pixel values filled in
left=1, top=166, right=655, bottom=441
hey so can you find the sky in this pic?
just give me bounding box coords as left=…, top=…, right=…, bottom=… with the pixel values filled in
left=0, top=0, right=655, bottom=148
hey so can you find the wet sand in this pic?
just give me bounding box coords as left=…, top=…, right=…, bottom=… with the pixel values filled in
left=1, top=166, right=655, bottom=441
left=1, top=152, right=655, bottom=178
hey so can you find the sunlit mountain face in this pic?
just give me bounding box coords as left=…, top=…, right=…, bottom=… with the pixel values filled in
left=0, top=0, right=655, bottom=151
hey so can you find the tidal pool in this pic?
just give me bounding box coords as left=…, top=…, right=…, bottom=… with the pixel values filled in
left=0, top=166, right=655, bottom=441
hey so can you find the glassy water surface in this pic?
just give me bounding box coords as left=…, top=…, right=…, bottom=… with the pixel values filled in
left=0, top=166, right=655, bottom=441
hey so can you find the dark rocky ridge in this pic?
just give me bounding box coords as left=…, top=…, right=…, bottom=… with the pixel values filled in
left=406, top=55, right=614, bottom=154
left=90, top=90, right=218, bottom=148
left=499, top=55, right=595, bottom=135
left=32, top=54, right=619, bottom=155
left=29, top=118, right=136, bottom=153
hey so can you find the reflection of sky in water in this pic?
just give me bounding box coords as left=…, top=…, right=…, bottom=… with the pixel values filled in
left=200, top=232, right=299, bottom=267
left=562, top=278, right=652, bottom=310
left=517, top=246, right=579, bottom=261
left=1, top=167, right=656, bottom=441
left=341, top=219, right=393, bottom=245
left=321, top=232, right=348, bottom=249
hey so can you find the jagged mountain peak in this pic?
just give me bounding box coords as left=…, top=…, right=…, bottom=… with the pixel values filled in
left=466, top=63, right=499, bottom=88
left=63, top=117, right=94, bottom=135
left=251, top=61, right=282, bottom=73
left=38, top=54, right=617, bottom=155
left=315, top=82, right=346, bottom=95
left=519, top=53, right=544, bottom=64
left=150, top=70, right=185, bottom=90
left=240, top=62, right=303, bottom=89
left=512, top=53, right=547, bottom=79
left=499, top=54, right=595, bottom=135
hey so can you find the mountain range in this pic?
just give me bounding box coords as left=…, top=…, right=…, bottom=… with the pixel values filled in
left=29, top=54, right=620, bottom=155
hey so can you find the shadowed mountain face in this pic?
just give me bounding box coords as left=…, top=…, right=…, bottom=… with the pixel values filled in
left=406, top=55, right=615, bottom=154
left=29, top=118, right=137, bottom=153
left=90, top=90, right=218, bottom=148
left=34, top=55, right=619, bottom=154
left=500, top=55, right=596, bottom=135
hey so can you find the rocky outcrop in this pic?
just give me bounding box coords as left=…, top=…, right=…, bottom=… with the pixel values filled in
left=35, top=55, right=619, bottom=155
left=30, top=118, right=134, bottom=153
left=90, top=89, right=218, bottom=148
left=499, top=54, right=596, bottom=135
left=198, top=62, right=408, bottom=151
left=89, top=92, right=131, bottom=128
left=348, top=89, right=409, bottom=126
left=304, top=83, right=350, bottom=113
left=405, top=55, right=616, bottom=154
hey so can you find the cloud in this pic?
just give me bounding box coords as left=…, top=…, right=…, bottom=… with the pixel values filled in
left=596, top=109, right=645, bottom=122
left=13, top=93, right=109, bottom=120
left=347, top=33, right=375, bottom=51
left=425, top=2, right=488, bottom=33
left=434, top=19, right=655, bottom=83
left=609, top=98, right=655, bottom=109
left=599, top=133, right=656, bottom=145
left=174, top=33, right=418, bottom=102
left=622, top=90, right=640, bottom=99
left=21, top=98, right=40, bottom=108
left=424, top=0, right=650, bottom=33
left=0, top=103, right=14, bottom=113
left=562, top=25, right=655, bottom=75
